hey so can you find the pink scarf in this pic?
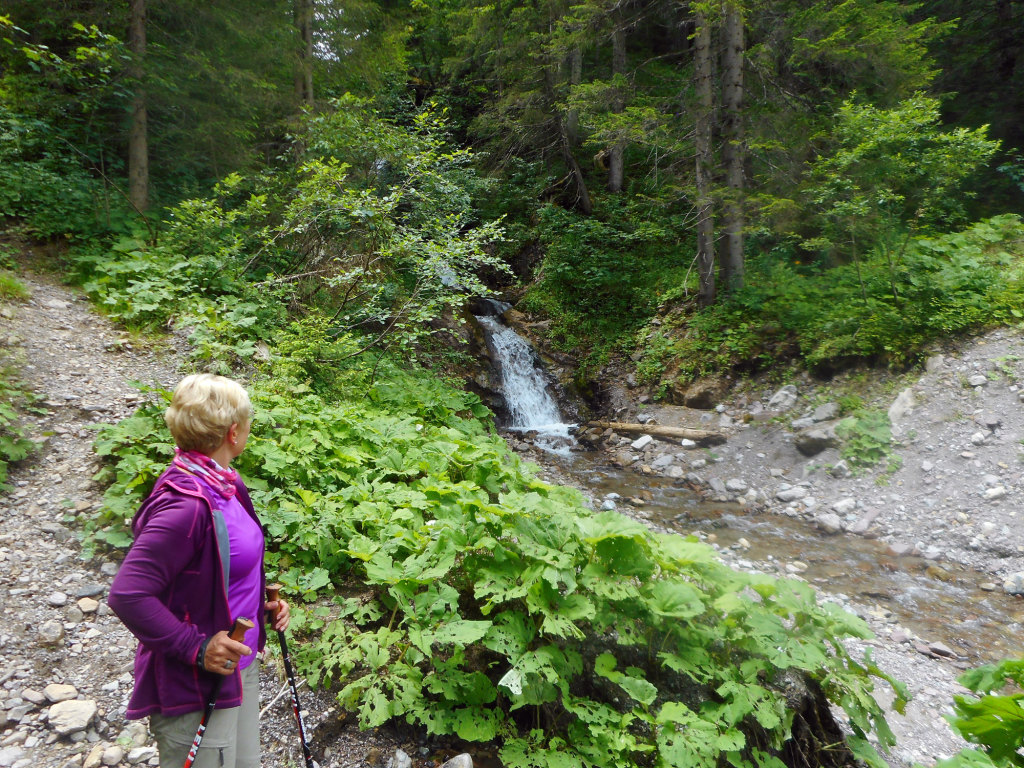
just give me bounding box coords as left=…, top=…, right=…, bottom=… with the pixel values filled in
left=173, top=448, right=238, bottom=498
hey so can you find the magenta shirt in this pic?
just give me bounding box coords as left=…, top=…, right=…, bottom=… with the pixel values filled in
left=218, top=492, right=265, bottom=670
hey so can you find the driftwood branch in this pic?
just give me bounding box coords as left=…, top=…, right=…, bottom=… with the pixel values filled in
left=584, top=421, right=726, bottom=445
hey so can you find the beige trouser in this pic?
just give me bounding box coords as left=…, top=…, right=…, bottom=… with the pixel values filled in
left=151, top=659, right=260, bottom=768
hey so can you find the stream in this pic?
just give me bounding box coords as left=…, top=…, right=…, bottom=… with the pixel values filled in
left=476, top=308, right=1023, bottom=668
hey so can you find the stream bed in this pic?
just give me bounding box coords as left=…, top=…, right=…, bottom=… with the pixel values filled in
left=553, top=450, right=1023, bottom=667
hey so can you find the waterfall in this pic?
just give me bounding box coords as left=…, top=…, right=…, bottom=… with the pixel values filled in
left=474, top=305, right=574, bottom=453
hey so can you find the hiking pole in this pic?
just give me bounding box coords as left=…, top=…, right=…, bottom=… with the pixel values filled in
left=184, top=617, right=254, bottom=768
left=266, top=583, right=317, bottom=768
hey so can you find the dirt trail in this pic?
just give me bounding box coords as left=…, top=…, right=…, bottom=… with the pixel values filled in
left=0, top=267, right=405, bottom=768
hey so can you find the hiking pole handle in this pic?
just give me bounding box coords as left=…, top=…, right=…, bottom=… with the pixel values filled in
left=229, top=617, right=255, bottom=642
left=266, top=582, right=282, bottom=624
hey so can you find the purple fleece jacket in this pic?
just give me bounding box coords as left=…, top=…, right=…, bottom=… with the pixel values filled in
left=108, top=464, right=267, bottom=719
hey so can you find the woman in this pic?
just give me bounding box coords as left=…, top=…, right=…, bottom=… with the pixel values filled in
left=109, top=373, right=289, bottom=768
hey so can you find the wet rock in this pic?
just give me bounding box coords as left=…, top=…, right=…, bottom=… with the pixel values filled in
left=887, top=542, right=917, bottom=556
left=48, top=699, right=97, bottom=736
left=650, top=454, right=674, bottom=469
left=847, top=509, right=881, bottom=535
left=440, top=755, right=473, bottom=768
left=1002, top=572, right=1024, bottom=596
left=767, top=385, right=798, bottom=411
left=929, top=642, right=956, bottom=658
left=815, top=513, right=843, bottom=535
left=666, top=466, right=685, bottom=479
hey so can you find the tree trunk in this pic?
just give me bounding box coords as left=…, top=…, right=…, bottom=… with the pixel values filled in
left=566, top=45, right=582, bottom=147
left=128, top=0, right=148, bottom=213
left=584, top=421, right=726, bottom=445
left=608, top=21, right=626, bottom=192
left=694, top=10, right=716, bottom=307
left=295, top=0, right=314, bottom=104
left=721, top=0, right=745, bottom=293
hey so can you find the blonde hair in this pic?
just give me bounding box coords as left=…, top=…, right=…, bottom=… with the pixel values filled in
left=165, top=374, right=253, bottom=454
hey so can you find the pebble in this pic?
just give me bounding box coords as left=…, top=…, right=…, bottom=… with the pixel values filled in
left=630, top=435, right=653, bottom=450
left=76, top=598, right=99, bottom=614
left=47, top=592, right=68, bottom=607
left=983, top=486, right=1007, bottom=501
left=38, top=621, right=64, bottom=645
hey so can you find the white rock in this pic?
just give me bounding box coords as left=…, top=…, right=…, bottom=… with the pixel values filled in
left=968, top=374, right=988, bottom=387
left=725, top=478, right=748, bottom=493
left=47, top=592, right=68, bottom=607
left=630, top=435, right=653, bottom=451
left=44, top=684, right=79, bottom=704
left=970, top=432, right=987, bottom=445
left=126, top=747, right=157, bottom=765
left=887, top=388, right=915, bottom=432
left=393, top=749, right=413, bottom=768
left=767, top=385, right=798, bottom=411
left=831, top=498, right=857, bottom=515
left=101, top=746, right=124, bottom=766
left=48, top=699, right=97, bottom=736
left=983, top=486, right=1007, bottom=501
left=440, top=755, right=473, bottom=768
left=921, top=460, right=934, bottom=473
left=679, top=438, right=697, bottom=448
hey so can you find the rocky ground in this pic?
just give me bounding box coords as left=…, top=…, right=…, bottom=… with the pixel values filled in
left=0, top=266, right=453, bottom=768
left=541, top=327, right=1024, bottom=767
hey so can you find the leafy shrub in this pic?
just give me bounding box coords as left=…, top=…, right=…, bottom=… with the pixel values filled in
left=930, top=658, right=1024, bottom=768
left=835, top=411, right=899, bottom=472
left=659, top=215, right=1024, bottom=381
left=0, top=366, right=41, bottom=489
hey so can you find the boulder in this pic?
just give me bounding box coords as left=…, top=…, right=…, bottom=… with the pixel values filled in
left=767, top=385, right=798, bottom=411
left=795, top=426, right=839, bottom=457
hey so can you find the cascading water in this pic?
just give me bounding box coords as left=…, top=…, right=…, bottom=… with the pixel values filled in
left=474, top=303, right=574, bottom=453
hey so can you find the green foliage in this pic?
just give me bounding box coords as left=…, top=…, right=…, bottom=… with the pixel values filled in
left=835, top=411, right=898, bottom=472
left=76, top=176, right=904, bottom=767
left=0, top=365, right=40, bottom=490
left=0, top=270, right=28, bottom=301
left=88, top=370, right=904, bottom=768
left=649, top=215, right=1024, bottom=381
left=805, top=94, right=1000, bottom=263
left=930, top=658, right=1024, bottom=768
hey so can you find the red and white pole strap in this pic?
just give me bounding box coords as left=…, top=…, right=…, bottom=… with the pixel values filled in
left=184, top=617, right=254, bottom=768
left=267, top=584, right=316, bottom=768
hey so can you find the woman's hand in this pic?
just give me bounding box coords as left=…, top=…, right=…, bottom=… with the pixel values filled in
left=202, top=631, right=252, bottom=676
left=265, top=597, right=290, bottom=632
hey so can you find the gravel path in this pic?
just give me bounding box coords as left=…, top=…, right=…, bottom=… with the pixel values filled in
left=0, top=266, right=410, bottom=768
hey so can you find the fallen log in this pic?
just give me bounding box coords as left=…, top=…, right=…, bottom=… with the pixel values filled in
left=584, top=421, right=726, bottom=445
